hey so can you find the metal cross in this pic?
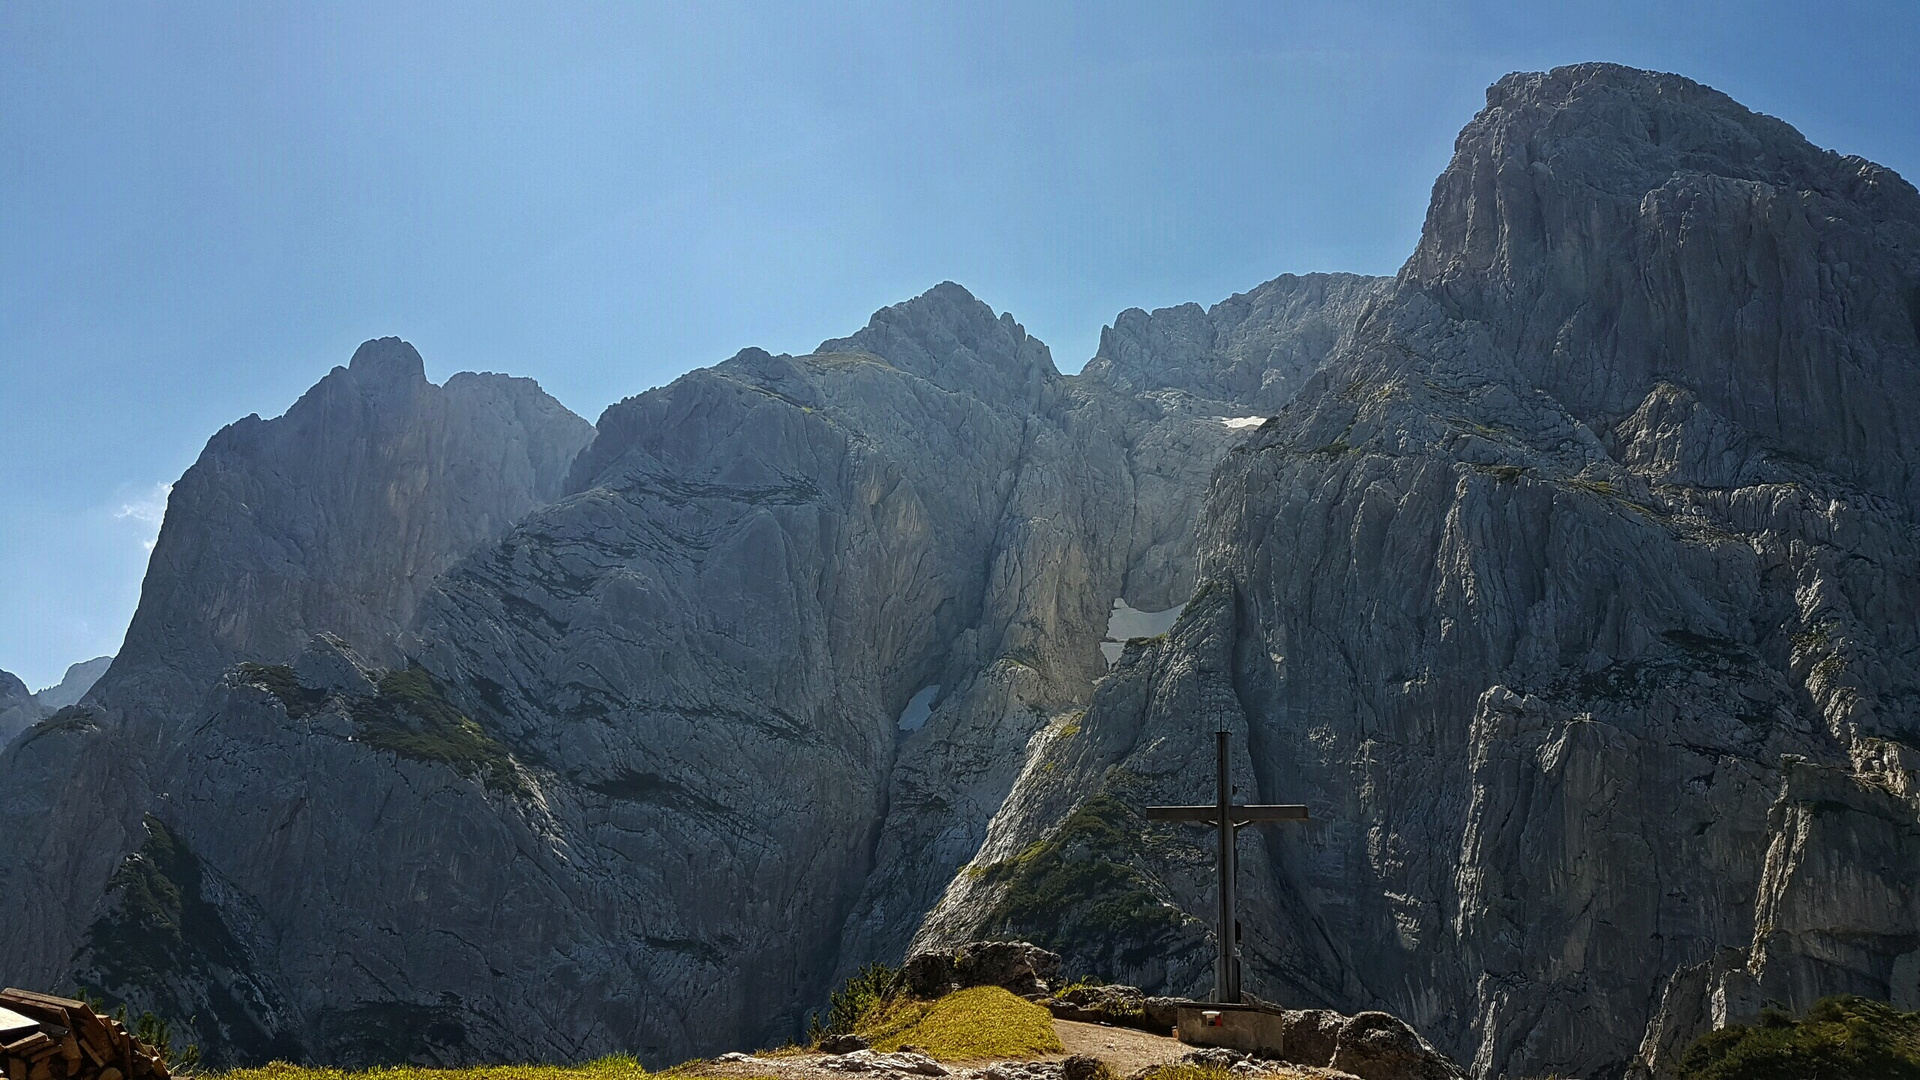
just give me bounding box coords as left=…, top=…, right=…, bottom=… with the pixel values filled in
left=1145, top=729, right=1309, bottom=1004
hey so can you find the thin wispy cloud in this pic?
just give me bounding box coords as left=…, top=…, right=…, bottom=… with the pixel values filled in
left=116, top=482, right=172, bottom=552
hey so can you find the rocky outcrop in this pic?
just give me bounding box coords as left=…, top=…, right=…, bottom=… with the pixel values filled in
left=917, top=63, right=1920, bottom=1080
left=899, top=942, right=1062, bottom=1000
left=0, top=668, right=45, bottom=744
left=33, top=656, right=112, bottom=710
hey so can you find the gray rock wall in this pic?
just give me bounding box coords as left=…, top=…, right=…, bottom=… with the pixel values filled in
left=92, top=337, right=594, bottom=718
left=916, top=64, right=1920, bottom=1080
left=0, top=668, right=45, bottom=744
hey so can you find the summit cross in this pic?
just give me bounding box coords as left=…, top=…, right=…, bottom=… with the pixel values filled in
left=1145, top=729, right=1310, bottom=1004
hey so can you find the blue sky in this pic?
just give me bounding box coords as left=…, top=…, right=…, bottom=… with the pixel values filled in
left=3, top=1, right=1917, bottom=690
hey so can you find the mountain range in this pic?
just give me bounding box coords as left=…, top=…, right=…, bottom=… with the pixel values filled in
left=2, top=63, right=1916, bottom=1080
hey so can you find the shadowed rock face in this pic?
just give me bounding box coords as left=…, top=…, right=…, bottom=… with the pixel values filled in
left=6, top=61, right=1916, bottom=1080
left=918, top=63, right=1920, bottom=1080
left=0, top=340, right=595, bottom=1056
left=0, top=669, right=44, bottom=744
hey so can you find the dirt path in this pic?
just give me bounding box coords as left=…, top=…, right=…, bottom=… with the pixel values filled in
left=689, top=1020, right=1192, bottom=1080
left=1049, top=1019, right=1187, bottom=1074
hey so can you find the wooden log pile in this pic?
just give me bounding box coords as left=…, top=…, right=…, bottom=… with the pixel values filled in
left=0, top=990, right=170, bottom=1080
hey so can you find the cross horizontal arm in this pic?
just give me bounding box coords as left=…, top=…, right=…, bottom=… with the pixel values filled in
left=1145, top=804, right=1310, bottom=823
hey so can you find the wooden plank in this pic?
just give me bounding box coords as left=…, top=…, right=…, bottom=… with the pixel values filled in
left=0, top=994, right=84, bottom=1016
left=1231, top=804, right=1310, bottom=822
left=2, top=1033, right=54, bottom=1057
left=0, top=1003, right=67, bottom=1032
left=1146, top=805, right=1220, bottom=822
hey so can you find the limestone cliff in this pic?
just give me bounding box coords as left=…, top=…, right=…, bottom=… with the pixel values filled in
left=0, top=272, right=1380, bottom=1066
left=917, top=64, right=1920, bottom=1080
left=0, top=340, right=594, bottom=1049
left=91, top=337, right=594, bottom=718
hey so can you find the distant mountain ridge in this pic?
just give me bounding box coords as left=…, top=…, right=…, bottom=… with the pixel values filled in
left=1, top=62, right=1916, bottom=1080
left=34, top=656, right=113, bottom=710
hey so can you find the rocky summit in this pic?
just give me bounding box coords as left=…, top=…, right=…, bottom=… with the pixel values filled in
left=2, top=63, right=1917, bottom=1080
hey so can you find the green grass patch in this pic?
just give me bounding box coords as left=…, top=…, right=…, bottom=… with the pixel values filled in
left=350, top=668, right=527, bottom=795
left=211, top=1056, right=656, bottom=1080
left=1679, top=996, right=1920, bottom=1080
left=857, top=987, right=1061, bottom=1061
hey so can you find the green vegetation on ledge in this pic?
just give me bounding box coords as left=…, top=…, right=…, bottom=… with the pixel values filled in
left=1679, top=996, right=1920, bottom=1080
left=80, top=814, right=300, bottom=1064
left=350, top=667, right=527, bottom=796
left=977, top=788, right=1191, bottom=966
left=238, top=663, right=328, bottom=718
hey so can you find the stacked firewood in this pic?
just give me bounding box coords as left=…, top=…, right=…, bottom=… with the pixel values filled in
left=0, top=990, right=170, bottom=1080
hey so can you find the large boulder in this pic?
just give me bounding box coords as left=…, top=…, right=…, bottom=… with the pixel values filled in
left=900, top=941, right=1062, bottom=999
left=1047, top=983, right=1145, bottom=1025
left=1328, top=1012, right=1464, bottom=1080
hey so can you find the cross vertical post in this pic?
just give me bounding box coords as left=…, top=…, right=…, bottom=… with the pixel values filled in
left=1146, top=729, right=1310, bottom=1005
left=1214, top=728, right=1237, bottom=1003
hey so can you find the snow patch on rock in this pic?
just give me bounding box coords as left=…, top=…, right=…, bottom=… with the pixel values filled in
left=1100, top=598, right=1184, bottom=667
left=897, top=684, right=941, bottom=733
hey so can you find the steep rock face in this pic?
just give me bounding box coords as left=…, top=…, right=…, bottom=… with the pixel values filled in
left=0, top=668, right=45, bottom=743
left=0, top=340, right=593, bottom=1036
left=93, top=337, right=594, bottom=718
left=918, top=64, right=1920, bottom=1080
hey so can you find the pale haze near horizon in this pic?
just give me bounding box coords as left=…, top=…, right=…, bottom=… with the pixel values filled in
left=3, top=1, right=1917, bottom=689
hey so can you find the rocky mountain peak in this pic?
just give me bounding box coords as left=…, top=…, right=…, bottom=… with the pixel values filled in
left=1407, top=62, right=1920, bottom=289
left=817, top=281, right=1056, bottom=403
left=90, top=343, right=594, bottom=716
left=1397, top=61, right=1920, bottom=509
left=344, top=335, right=429, bottom=385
